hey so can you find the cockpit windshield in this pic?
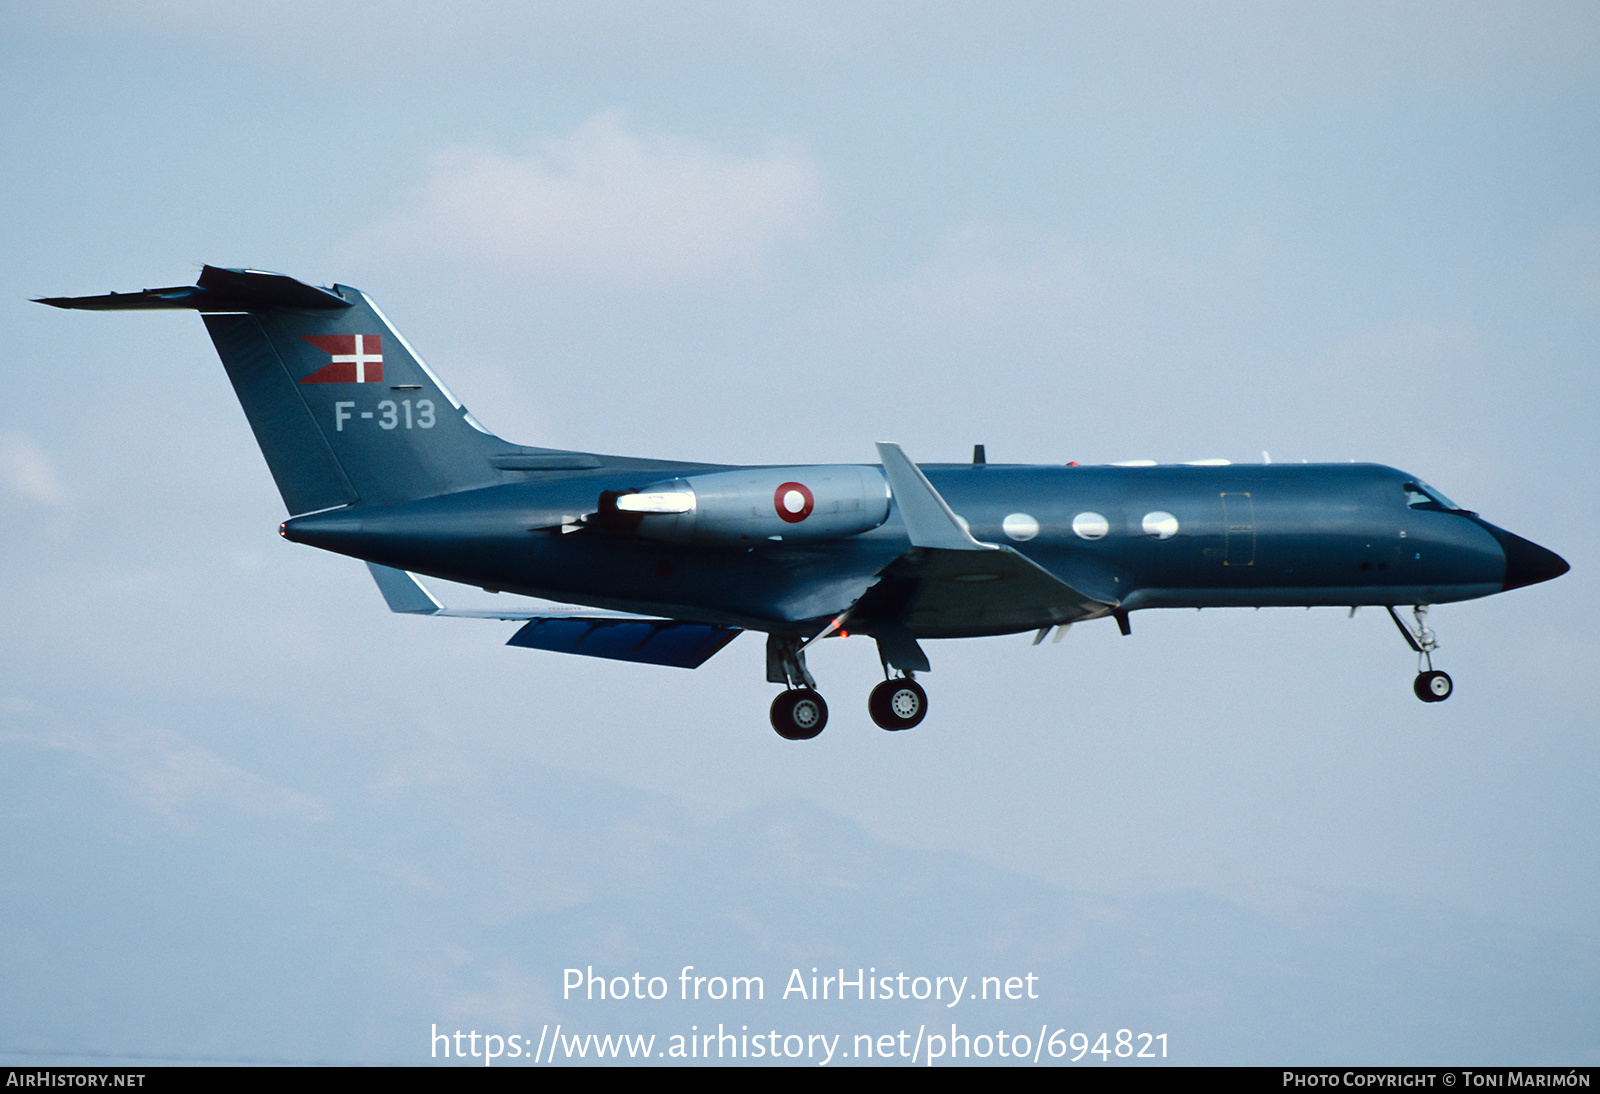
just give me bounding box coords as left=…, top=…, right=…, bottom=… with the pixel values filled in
left=1404, top=481, right=1467, bottom=513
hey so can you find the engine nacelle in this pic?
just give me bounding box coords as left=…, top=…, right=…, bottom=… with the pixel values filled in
left=615, top=465, right=891, bottom=545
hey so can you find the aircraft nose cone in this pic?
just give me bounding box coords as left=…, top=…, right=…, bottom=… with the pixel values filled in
left=1494, top=527, right=1570, bottom=591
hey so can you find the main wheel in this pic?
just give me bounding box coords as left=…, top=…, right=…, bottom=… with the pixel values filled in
left=770, top=689, right=828, bottom=739
left=1413, top=670, right=1453, bottom=703
left=868, top=678, right=928, bottom=731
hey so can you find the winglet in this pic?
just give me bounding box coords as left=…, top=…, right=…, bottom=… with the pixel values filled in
left=366, top=562, right=444, bottom=614
left=876, top=442, right=993, bottom=552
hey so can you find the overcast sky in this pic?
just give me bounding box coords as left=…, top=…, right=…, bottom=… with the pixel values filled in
left=2, top=1, right=1597, bottom=1065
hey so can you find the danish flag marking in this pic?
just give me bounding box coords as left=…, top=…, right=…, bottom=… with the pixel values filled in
left=298, top=334, right=384, bottom=384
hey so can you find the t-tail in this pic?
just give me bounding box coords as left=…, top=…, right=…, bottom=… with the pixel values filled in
left=37, top=265, right=574, bottom=515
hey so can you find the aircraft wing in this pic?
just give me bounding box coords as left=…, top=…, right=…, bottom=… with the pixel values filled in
left=874, top=543, right=1113, bottom=634
left=365, top=563, right=740, bottom=669
left=864, top=444, right=1116, bottom=635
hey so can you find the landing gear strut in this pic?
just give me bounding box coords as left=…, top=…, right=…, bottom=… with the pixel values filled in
left=767, top=634, right=829, bottom=739
left=1387, top=604, right=1453, bottom=703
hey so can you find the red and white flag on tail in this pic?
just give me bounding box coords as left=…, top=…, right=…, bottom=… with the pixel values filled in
left=298, top=334, right=384, bottom=383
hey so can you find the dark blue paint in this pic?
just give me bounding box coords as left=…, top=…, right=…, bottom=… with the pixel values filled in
left=280, top=459, right=1563, bottom=638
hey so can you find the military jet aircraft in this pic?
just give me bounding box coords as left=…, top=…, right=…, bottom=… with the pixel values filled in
left=38, top=266, right=1569, bottom=739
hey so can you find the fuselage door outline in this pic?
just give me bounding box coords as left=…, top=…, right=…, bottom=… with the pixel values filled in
left=1221, top=491, right=1255, bottom=567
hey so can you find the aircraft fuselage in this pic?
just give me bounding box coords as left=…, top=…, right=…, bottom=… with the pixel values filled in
left=282, top=460, right=1559, bottom=638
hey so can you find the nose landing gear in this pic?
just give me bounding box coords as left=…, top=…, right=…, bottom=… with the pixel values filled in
left=1387, top=605, right=1453, bottom=703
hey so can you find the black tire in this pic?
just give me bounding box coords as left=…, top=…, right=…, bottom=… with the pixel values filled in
left=1413, top=670, right=1453, bottom=703
left=770, top=689, right=828, bottom=739
left=868, top=678, right=928, bottom=731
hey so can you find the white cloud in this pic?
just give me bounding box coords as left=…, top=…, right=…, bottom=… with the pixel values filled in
left=4, top=720, right=327, bottom=826
left=342, top=113, right=826, bottom=294
left=808, top=224, right=1272, bottom=360
left=813, top=225, right=1114, bottom=351
left=111, top=730, right=328, bottom=824
left=0, top=432, right=70, bottom=509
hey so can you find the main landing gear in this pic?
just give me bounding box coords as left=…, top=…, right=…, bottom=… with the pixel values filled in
left=868, top=676, right=927, bottom=731
left=767, top=634, right=829, bottom=739
left=1386, top=604, right=1453, bottom=703
left=769, top=688, right=828, bottom=740
left=766, top=633, right=932, bottom=739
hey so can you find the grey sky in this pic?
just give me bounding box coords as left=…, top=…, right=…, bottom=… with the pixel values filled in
left=2, top=2, right=1596, bottom=1064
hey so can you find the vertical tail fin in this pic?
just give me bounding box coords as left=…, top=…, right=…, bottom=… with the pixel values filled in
left=201, top=283, right=511, bottom=512
left=39, top=266, right=513, bottom=515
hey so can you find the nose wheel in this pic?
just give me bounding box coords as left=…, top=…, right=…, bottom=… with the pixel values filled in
left=1414, top=670, right=1453, bottom=702
left=1387, top=605, right=1453, bottom=703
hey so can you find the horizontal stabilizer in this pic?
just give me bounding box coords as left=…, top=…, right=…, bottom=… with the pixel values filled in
left=507, top=618, right=740, bottom=669
left=34, top=266, right=350, bottom=312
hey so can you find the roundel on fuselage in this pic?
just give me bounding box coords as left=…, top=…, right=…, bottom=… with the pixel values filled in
left=774, top=482, right=815, bottom=523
